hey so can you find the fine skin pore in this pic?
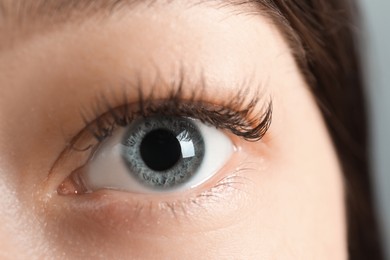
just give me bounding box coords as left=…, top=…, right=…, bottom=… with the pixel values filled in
left=0, top=1, right=346, bottom=259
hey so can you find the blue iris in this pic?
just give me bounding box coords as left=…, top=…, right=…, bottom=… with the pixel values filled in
left=121, top=116, right=205, bottom=189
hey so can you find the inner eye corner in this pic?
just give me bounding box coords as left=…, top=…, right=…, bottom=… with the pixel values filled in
left=59, top=114, right=235, bottom=196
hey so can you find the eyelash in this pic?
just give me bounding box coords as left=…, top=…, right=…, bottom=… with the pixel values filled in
left=51, top=80, right=273, bottom=222
left=77, top=83, right=273, bottom=148
left=54, top=81, right=272, bottom=200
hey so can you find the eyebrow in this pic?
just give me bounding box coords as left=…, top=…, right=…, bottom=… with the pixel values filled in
left=0, top=0, right=263, bottom=27
left=0, top=0, right=305, bottom=80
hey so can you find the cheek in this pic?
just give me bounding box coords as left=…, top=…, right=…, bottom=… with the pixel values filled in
left=0, top=175, right=49, bottom=259
left=38, top=155, right=265, bottom=258
left=243, top=82, right=347, bottom=258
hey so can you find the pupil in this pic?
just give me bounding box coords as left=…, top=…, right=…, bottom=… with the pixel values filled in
left=140, top=129, right=182, bottom=171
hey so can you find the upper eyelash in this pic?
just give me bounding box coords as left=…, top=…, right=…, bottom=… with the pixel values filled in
left=79, top=82, right=273, bottom=146
left=50, top=79, right=272, bottom=198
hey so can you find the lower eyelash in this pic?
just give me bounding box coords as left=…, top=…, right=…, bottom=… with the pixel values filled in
left=77, top=168, right=253, bottom=222
left=158, top=164, right=256, bottom=219
left=55, top=173, right=251, bottom=237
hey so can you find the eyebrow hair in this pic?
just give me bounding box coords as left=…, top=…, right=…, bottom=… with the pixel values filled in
left=0, top=0, right=305, bottom=82
left=0, top=0, right=263, bottom=27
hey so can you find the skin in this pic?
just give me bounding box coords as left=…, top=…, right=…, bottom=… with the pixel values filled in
left=0, top=1, right=347, bottom=259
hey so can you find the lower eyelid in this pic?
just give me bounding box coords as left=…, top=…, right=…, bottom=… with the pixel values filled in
left=49, top=168, right=256, bottom=236
left=41, top=127, right=269, bottom=238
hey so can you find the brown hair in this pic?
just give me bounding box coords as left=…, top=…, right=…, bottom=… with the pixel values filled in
left=1, top=0, right=383, bottom=258
left=254, top=0, right=384, bottom=259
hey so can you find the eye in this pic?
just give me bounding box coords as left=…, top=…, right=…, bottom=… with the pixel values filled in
left=56, top=89, right=272, bottom=196
left=81, top=116, right=234, bottom=193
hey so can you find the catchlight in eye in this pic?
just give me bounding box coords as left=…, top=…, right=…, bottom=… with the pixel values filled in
left=81, top=116, right=233, bottom=193
left=120, top=116, right=205, bottom=189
